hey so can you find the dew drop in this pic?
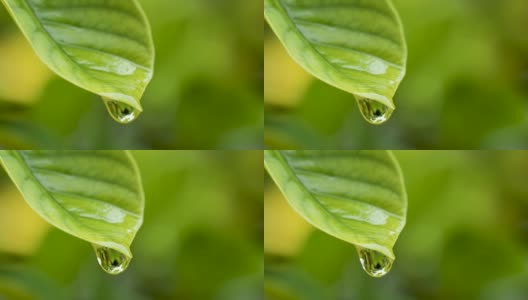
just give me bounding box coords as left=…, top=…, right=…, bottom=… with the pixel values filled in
left=93, top=245, right=131, bottom=275
left=104, top=99, right=140, bottom=124
left=356, top=246, right=393, bottom=278
left=356, top=97, right=394, bottom=125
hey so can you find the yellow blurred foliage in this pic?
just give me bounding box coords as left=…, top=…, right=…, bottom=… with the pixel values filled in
left=264, top=185, right=312, bottom=256
left=0, top=185, right=50, bottom=255
left=0, top=33, right=52, bottom=103
left=264, top=36, right=312, bottom=107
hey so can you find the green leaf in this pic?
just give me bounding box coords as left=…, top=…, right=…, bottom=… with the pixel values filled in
left=264, top=150, right=407, bottom=259
left=0, top=0, right=154, bottom=121
left=264, top=0, right=407, bottom=110
left=0, top=151, right=144, bottom=261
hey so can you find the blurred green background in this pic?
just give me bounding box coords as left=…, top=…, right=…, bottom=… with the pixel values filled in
left=0, top=0, right=262, bottom=149
left=265, top=151, right=528, bottom=300
left=0, top=151, right=263, bottom=300
left=265, top=0, right=528, bottom=149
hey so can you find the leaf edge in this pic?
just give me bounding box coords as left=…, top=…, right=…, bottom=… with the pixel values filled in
left=0, top=150, right=145, bottom=258
left=264, top=0, right=408, bottom=110
left=264, top=150, right=407, bottom=259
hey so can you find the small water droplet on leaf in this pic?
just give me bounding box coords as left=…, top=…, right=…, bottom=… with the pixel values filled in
left=93, top=245, right=130, bottom=275
left=356, top=246, right=393, bottom=278
left=104, top=99, right=140, bottom=124
left=356, top=97, right=393, bottom=125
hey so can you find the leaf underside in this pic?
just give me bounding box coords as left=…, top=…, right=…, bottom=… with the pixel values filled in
left=264, top=0, right=407, bottom=109
left=264, top=150, right=407, bottom=259
left=0, top=150, right=144, bottom=258
left=0, top=0, right=154, bottom=111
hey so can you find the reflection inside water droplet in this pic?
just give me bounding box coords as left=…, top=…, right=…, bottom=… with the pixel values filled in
left=93, top=245, right=130, bottom=275
left=356, top=97, right=393, bottom=125
left=104, top=99, right=140, bottom=124
left=356, top=246, right=393, bottom=277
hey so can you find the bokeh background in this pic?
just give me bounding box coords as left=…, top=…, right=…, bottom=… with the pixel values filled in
left=265, top=151, right=528, bottom=300
left=0, top=0, right=262, bottom=149
left=265, top=0, right=528, bottom=149
left=0, top=151, right=263, bottom=300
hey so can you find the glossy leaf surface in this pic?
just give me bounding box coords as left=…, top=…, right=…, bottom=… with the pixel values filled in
left=264, top=150, right=407, bottom=259
left=264, top=0, right=407, bottom=109
left=0, top=150, right=144, bottom=259
left=0, top=0, right=154, bottom=116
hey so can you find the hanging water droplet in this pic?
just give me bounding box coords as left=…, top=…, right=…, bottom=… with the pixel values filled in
left=356, top=97, right=394, bottom=125
left=356, top=246, right=393, bottom=277
left=93, top=245, right=131, bottom=275
left=104, top=99, right=140, bottom=124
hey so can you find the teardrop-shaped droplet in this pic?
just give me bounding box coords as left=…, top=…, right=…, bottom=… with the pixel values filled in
left=356, top=97, right=394, bottom=125
left=356, top=246, right=393, bottom=278
left=93, top=245, right=131, bottom=275
left=104, top=99, right=140, bottom=124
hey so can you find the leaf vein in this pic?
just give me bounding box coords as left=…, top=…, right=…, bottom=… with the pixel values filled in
left=52, top=190, right=142, bottom=218
left=29, top=166, right=138, bottom=195
left=293, top=168, right=401, bottom=196
left=294, top=18, right=401, bottom=47
left=312, top=190, right=403, bottom=220
left=41, top=19, right=150, bottom=50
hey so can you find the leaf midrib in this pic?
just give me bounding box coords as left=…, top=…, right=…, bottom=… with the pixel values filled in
left=15, top=151, right=96, bottom=232
left=278, top=151, right=404, bottom=222
left=273, top=150, right=360, bottom=233
left=3, top=0, right=148, bottom=104
left=273, top=0, right=402, bottom=78
left=273, top=0, right=348, bottom=80
left=17, top=0, right=103, bottom=83
left=14, top=152, right=139, bottom=241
